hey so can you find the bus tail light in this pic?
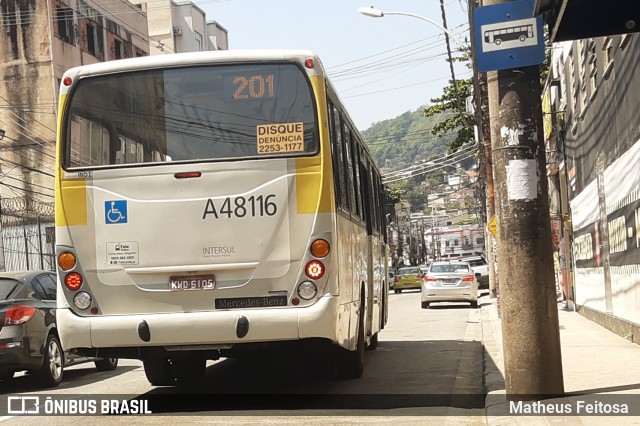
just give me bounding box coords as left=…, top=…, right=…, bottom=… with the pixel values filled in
left=58, top=252, right=76, bottom=271
left=65, top=273, right=83, bottom=291
left=73, top=292, right=92, bottom=310
left=305, top=260, right=325, bottom=280
left=3, top=305, right=36, bottom=326
left=310, top=239, right=330, bottom=258
left=297, top=281, right=317, bottom=300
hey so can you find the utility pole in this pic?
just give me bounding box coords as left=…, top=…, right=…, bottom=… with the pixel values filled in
left=483, top=0, right=564, bottom=396
left=468, top=0, right=498, bottom=299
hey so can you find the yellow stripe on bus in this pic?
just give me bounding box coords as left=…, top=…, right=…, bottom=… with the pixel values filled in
left=295, top=75, right=335, bottom=214
left=55, top=178, right=88, bottom=226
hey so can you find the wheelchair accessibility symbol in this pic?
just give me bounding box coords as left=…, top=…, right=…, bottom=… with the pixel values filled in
left=105, top=200, right=128, bottom=224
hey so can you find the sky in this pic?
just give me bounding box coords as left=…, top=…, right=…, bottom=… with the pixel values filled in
left=198, top=0, right=472, bottom=131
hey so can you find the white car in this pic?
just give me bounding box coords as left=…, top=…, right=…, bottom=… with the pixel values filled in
left=457, top=256, right=489, bottom=289
left=421, top=261, right=478, bottom=309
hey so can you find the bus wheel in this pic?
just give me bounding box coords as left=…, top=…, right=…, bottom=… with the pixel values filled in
left=366, top=332, right=379, bottom=351
left=143, top=357, right=174, bottom=386
left=95, top=357, right=118, bottom=371
left=173, top=358, right=206, bottom=386
left=335, top=305, right=365, bottom=379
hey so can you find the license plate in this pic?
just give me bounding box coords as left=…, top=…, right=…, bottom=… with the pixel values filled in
left=169, top=274, right=215, bottom=291
left=215, top=296, right=288, bottom=309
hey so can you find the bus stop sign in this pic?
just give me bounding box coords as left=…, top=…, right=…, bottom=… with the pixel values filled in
left=474, top=0, right=544, bottom=72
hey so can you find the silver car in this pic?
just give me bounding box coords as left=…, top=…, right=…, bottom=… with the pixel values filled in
left=421, top=261, right=478, bottom=309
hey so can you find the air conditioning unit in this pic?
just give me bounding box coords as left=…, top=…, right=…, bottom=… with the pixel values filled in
left=173, top=27, right=182, bottom=35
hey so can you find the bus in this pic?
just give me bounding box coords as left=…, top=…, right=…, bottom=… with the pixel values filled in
left=484, top=24, right=534, bottom=45
left=54, top=50, right=389, bottom=385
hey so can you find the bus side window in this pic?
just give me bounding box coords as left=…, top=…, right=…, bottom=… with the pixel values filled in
left=331, top=104, right=348, bottom=210
left=351, top=134, right=363, bottom=220
left=342, top=121, right=357, bottom=214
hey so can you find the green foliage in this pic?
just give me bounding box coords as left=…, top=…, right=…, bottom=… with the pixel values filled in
left=423, top=77, right=474, bottom=152
left=362, top=108, right=454, bottom=172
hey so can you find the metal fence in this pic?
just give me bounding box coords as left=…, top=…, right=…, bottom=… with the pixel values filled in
left=0, top=196, right=55, bottom=272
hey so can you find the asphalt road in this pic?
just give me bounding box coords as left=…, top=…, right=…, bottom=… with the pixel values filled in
left=0, top=290, right=486, bottom=425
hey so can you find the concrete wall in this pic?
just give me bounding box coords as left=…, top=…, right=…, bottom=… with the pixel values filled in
left=558, top=34, right=640, bottom=327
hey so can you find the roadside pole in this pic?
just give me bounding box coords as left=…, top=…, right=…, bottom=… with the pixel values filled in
left=487, top=63, right=564, bottom=396
left=468, top=0, right=498, bottom=300
left=481, top=0, right=564, bottom=396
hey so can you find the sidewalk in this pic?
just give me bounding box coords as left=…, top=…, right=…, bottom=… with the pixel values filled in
left=481, top=294, right=640, bottom=425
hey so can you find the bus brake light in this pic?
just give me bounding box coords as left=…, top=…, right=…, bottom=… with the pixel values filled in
left=65, top=273, right=83, bottom=291
left=305, top=260, right=325, bottom=279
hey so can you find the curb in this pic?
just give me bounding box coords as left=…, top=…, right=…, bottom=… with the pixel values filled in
left=480, top=294, right=511, bottom=424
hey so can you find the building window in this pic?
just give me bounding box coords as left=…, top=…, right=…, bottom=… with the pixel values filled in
left=588, top=39, right=598, bottom=100
left=453, top=239, right=459, bottom=246
left=195, top=31, right=203, bottom=51
left=567, top=47, right=578, bottom=133
left=79, top=1, right=105, bottom=60
left=603, top=36, right=614, bottom=78
left=56, top=4, right=74, bottom=45
left=578, top=40, right=587, bottom=117
left=620, top=34, right=631, bottom=49
left=114, top=39, right=123, bottom=59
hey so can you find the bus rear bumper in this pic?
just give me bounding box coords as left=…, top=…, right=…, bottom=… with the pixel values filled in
left=57, top=295, right=341, bottom=351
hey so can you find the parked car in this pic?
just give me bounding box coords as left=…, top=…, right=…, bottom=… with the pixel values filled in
left=421, top=261, right=478, bottom=308
left=394, top=266, right=424, bottom=293
left=0, top=270, right=118, bottom=387
left=457, top=255, right=489, bottom=289
left=388, top=271, right=396, bottom=290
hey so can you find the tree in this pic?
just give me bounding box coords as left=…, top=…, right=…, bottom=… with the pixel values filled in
left=423, top=77, right=474, bottom=152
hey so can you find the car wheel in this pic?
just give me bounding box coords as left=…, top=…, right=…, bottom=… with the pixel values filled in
left=394, top=289, right=400, bottom=294
left=0, top=370, right=14, bottom=380
left=470, top=301, right=478, bottom=308
left=421, top=301, right=429, bottom=309
left=36, top=334, right=64, bottom=387
left=143, top=357, right=175, bottom=386
left=95, top=357, right=119, bottom=371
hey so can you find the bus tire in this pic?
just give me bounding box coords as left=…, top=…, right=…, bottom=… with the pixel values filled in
left=366, top=332, right=378, bottom=351
left=174, top=358, right=206, bottom=386
left=335, top=303, right=365, bottom=379
left=94, top=357, right=118, bottom=371
left=143, top=357, right=174, bottom=386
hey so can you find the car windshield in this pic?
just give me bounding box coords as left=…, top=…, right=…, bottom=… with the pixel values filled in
left=0, top=279, right=21, bottom=300
left=430, top=264, right=470, bottom=273
left=465, top=259, right=486, bottom=267
left=398, top=268, right=419, bottom=275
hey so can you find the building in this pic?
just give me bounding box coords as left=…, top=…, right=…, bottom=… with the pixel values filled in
left=130, top=0, right=228, bottom=54
left=544, top=33, right=640, bottom=342
left=424, top=224, right=485, bottom=261
left=0, top=0, right=150, bottom=270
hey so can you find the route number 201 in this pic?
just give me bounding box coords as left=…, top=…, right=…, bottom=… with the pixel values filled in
left=232, top=75, right=275, bottom=99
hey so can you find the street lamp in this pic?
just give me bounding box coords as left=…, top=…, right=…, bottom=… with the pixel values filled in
left=357, top=6, right=466, bottom=49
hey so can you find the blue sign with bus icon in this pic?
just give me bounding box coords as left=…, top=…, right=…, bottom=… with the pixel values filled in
left=474, top=0, right=544, bottom=72
left=105, top=200, right=128, bottom=224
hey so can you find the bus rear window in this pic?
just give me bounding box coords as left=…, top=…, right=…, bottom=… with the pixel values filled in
left=63, top=63, right=318, bottom=168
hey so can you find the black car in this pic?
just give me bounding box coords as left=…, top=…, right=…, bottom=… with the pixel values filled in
left=0, top=270, right=118, bottom=387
